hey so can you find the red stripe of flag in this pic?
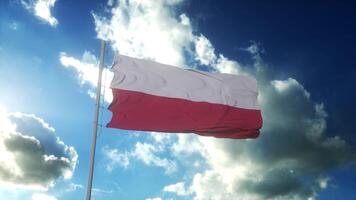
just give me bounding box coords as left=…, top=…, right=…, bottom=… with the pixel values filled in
left=107, top=88, right=262, bottom=139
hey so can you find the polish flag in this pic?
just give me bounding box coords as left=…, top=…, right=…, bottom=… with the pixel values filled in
left=107, top=55, right=262, bottom=139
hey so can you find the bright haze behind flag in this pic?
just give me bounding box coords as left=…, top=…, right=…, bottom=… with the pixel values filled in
left=107, top=55, right=262, bottom=139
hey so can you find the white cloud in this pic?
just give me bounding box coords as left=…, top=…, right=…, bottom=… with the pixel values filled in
left=192, top=34, right=244, bottom=74
left=0, top=110, right=77, bottom=190
left=271, top=78, right=310, bottom=98
left=244, top=42, right=260, bottom=55
left=103, top=141, right=177, bottom=174
left=59, top=51, right=113, bottom=103
left=93, top=0, right=193, bottom=66
left=194, top=34, right=217, bottom=66
left=317, top=177, right=330, bottom=189
left=214, top=54, right=241, bottom=74
left=92, top=187, right=114, bottom=194
left=59, top=51, right=99, bottom=85
left=150, top=132, right=175, bottom=145
left=66, top=183, right=83, bottom=192
left=132, top=142, right=177, bottom=174
left=163, top=182, right=191, bottom=196
left=171, top=134, right=203, bottom=156
left=32, top=193, right=57, bottom=200
left=146, top=198, right=162, bottom=200
left=9, top=22, right=19, bottom=30
left=107, top=0, right=115, bottom=7
left=103, top=147, right=130, bottom=172
left=191, top=171, right=234, bottom=200
left=243, top=41, right=263, bottom=61
left=20, top=0, right=58, bottom=26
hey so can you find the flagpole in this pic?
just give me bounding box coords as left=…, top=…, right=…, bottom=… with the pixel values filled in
left=86, top=40, right=106, bottom=200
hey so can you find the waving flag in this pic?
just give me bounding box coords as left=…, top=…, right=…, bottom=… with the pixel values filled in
left=107, top=55, right=262, bottom=139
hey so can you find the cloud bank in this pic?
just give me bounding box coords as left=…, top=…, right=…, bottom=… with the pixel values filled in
left=20, top=0, right=58, bottom=26
left=173, top=44, right=356, bottom=199
left=0, top=109, right=77, bottom=190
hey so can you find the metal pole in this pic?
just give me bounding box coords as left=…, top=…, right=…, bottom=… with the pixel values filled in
left=86, top=40, right=106, bottom=200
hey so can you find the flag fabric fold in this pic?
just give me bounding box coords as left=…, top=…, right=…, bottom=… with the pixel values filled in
left=107, top=55, right=262, bottom=139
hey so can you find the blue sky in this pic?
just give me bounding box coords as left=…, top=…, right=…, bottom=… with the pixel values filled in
left=0, top=0, right=355, bottom=200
